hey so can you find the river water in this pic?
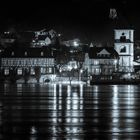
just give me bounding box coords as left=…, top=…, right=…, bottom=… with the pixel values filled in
left=0, top=83, right=140, bottom=140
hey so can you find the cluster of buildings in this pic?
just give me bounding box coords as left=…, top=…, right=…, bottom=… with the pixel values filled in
left=0, top=28, right=139, bottom=84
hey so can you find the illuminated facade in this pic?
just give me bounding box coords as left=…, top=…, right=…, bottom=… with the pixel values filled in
left=0, top=47, right=56, bottom=82
left=114, top=29, right=134, bottom=72
left=84, top=47, right=119, bottom=80
left=31, top=29, right=58, bottom=47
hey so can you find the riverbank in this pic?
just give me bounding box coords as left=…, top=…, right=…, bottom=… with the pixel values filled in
left=90, top=80, right=140, bottom=85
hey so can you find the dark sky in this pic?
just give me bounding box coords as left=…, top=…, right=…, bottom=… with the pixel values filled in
left=0, top=0, right=140, bottom=43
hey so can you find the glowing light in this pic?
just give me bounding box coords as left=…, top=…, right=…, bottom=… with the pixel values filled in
left=72, top=118, right=78, bottom=123
left=58, top=34, right=61, bottom=37
left=113, top=85, right=118, bottom=93
left=114, top=60, right=117, bottom=64
left=30, top=126, right=37, bottom=135
left=73, top=41, right=79, bottom=47
left=66, top=118, right=71, bottom=123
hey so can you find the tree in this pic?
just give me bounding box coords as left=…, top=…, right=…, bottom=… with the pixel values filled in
left=56, top=50, right=70, bottom=73
left=75, top=51, right=85, bottom=80
left=35, top=66, right=41, bottom=83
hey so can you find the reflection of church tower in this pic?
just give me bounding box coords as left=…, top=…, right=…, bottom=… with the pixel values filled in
left=114, top=29, right=134, bottom=72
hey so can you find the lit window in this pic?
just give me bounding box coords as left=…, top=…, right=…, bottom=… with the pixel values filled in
left=49, top=68, right=52, bottom=73
left=41, top=51, right=44, bottom=56
left=30, top=68, right=35, bottom=75
left=17, top=68, right=22, bottom=75
left=4, top=69, right=9, bottom=75
left=46, top=67, right=52, bottom=73
left=25, top=51, right=27, bottom=56
left=11, top=51, right=14, bottom=56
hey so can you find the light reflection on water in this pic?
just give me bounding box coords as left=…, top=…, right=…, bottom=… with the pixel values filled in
left=0, top=83, right=140, bottom=139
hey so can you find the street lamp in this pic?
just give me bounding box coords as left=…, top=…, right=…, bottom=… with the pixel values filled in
left=73, top=41, right=79, bottom=47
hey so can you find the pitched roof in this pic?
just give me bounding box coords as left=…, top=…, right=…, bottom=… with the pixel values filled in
left=1, top=47, right=55, bottom=58
left=89, top=47, right=119, bottom=59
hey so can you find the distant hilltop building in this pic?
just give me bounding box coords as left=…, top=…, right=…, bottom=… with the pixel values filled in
left=31, top=29, right=59, bottom=47
left=62, top=38, right=80, bottom=47
left=0, top=31, right=17, bottom=47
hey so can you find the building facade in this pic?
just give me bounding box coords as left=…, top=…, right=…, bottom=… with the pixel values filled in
left=114, top=29, right=134, bottom=72
left=0, top=47, right=56, bottom=83
left=84, top=47, right=119, bottom=80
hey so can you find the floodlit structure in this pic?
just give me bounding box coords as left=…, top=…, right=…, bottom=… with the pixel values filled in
left=0, top=47, right=56, bottom=83
left=84, top=46, right=119, bottom=80
left=114, top=29, right=134, bottom=73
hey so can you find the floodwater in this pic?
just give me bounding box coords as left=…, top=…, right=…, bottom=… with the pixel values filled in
left=0, top=83, right=140, bottom=140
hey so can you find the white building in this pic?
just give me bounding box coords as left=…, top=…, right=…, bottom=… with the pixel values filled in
left=84, top=46, right=119, bottom=80
left=114, top=29, right=134, bottom=72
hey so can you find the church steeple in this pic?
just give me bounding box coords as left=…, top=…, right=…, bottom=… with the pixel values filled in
left=114, top=29, right=134, bottom=72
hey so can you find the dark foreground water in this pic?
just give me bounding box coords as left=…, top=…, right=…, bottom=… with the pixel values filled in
left=0, top=83, right=140, bottom=140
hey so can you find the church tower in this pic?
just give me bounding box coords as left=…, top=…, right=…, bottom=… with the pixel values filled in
left=114, top=29, right=134, bottom=72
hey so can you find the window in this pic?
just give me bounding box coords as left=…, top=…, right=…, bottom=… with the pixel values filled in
left=120, top=46, right=126, bottom=53
left=25, top=51, right=27, bottom=56
left=41, top=51, right=44, bottom=56
left=46, top=67, right=52, bottom=73
left=11, top=51, right=14, bottom=56
left=30, top=68, right=35, bottom=75
left=4, top=69, right=9, bottom=75
left=49, top=68, right=52, bottom=73
left=17, top=68, right=22, bottom=75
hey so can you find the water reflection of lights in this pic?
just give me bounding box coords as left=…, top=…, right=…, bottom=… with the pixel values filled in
left=53, top=84, right=57, bottom=96
left=80, top=84, right=83, bottom=97
left=94, top=85, right=98, bottom=92
left=67, top=85, right=71, bottom=97
left=66, top=118, right=71, bottom=123
left=17, top=84, right=23, bottom=95
left=52, top=118, right=57, bottom=123
left=59, top=84, right=62, bottom=96
left=30, top=126, right=37, bottom=135
left=112, top=127, right=120, bottom=132
left=112, top=118, right=119, bottom=123
left=127, top=85, right=135, bottom=107
left=112, top=85, right=120, bottom=135
left=72, top=118, right=79, bottom=123
left=52, top=126, right=57, bottom=134
left=30, top=136, right=37, bottom=140
left=112, top=86, right=119, bottom=109
left=113, top=85, right=118, bottom=93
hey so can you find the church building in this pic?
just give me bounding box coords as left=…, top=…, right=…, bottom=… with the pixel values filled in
left=114, top=29, right=134, bottom=73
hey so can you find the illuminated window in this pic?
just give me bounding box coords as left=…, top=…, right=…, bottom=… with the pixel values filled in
left=30, top=68, right=35, bottom=75
left=46, top=67, right=52, bottom=73
left=17, top=68, right=22, bottom=75
left=25, top=51, right=27, bottom=56
left=4, top=69, right=9, bottom=75
left=11, top=51, right=14, bottom=56
left=41, top=51, right=44, bottom=56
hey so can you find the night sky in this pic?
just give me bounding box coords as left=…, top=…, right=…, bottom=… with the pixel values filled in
left=0, top=0, right=140, bottom=43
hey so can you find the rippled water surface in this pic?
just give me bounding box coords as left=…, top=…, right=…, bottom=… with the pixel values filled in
left=0, top=83, right=140, bottom=139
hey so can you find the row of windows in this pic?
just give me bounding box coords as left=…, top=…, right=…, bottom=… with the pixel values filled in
left=90, top=60, right=117, bottom=65
left=3, top=67, right=53, bottom=76
left=11, top=51, right=49, bottom=56
left=97, top=54, right=110, bottom=57
left=2, top=58, right=54, bottom=66
left=91, top=68, right=114, bottom=75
